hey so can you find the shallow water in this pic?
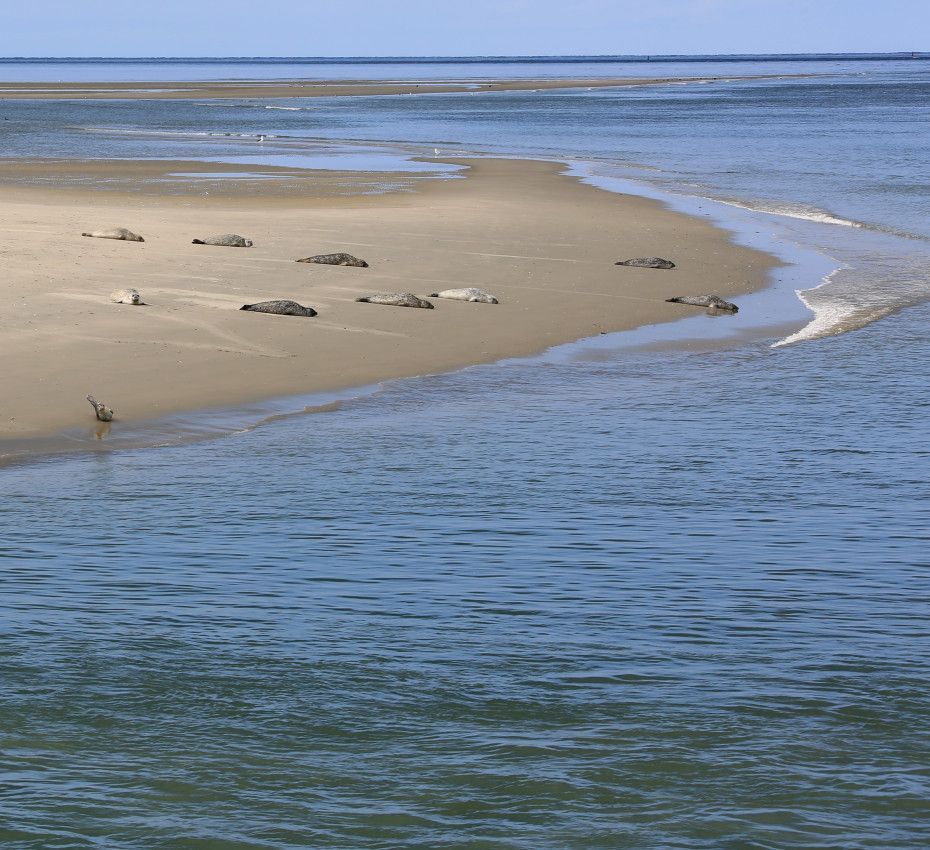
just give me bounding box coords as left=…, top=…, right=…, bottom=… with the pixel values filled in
left=2, top=299, right=929, bottom=848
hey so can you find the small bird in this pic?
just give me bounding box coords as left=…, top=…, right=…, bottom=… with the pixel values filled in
left=86, top=394, right=114, bottom=422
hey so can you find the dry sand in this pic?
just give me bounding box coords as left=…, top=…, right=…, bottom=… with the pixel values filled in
left=0, top=158, right=778, bottom=443
left=0, top=75, right=808, bottom=100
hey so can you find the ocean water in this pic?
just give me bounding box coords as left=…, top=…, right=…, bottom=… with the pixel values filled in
left=1, top=57, right=929, bottom=848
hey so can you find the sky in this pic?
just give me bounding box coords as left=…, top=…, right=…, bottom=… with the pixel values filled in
left=0, top=1, right=926, bottom=57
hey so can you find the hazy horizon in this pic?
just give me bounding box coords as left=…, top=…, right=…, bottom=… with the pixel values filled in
left=1, top=1, right=925, bottom=58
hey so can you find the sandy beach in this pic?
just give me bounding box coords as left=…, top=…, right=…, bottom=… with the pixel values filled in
left=0, top=74, right=808, bottom=100
left=0, top=157, right=777, bottom=445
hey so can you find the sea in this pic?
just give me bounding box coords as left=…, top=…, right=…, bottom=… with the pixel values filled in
left=1, top=56, right=928, bottom=849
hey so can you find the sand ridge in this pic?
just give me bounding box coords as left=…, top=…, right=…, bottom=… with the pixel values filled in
left=0, top=74, right=812, bottom=100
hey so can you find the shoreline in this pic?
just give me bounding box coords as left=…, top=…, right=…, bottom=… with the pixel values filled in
left=0, top=74, right=812, bottom=100
left=0, top=156, right=782, bottom=462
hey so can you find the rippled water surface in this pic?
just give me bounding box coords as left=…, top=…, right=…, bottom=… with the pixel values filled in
left=2, top=298, right=929, bottom=848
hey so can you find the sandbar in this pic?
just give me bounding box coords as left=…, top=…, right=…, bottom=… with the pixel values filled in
left=0, top=157, right=778, bottom=446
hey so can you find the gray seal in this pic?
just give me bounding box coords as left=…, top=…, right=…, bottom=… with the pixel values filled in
left=86, top=394, right=114, bottom=422
left=296, top=253, right=368, bottom=267
left=192, top=234, right=253, bottom=247
left=82, top=227, right=144, bottom=243
left=429, top=287, right=499, bottom=304
left=110, top=288, right=145, bottom=305
left=240, top=300, right=318, bottom=317
left=666, top=294, right=738, bottom=313
left=355, top=293, right=433, bottom=309
left=615, top=257, right=675, bottom=269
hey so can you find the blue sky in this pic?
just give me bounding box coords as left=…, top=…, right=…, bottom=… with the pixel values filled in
left=0, top=1, right=925, bottom=57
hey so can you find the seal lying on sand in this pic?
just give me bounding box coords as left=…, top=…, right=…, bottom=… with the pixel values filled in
left=240, top=300, right=318, bottom=317
left=192, top=234, right=253, bottom=247
left=615, top=257, right=675, bottom=269
left=296, top=253, right=368, bottom=267
left=86, top=395, right=114, bottom=422
left=110, top=288, right=145, bottom=305
left=429, top=287, right=499, bottom=304
left=82, top=227, right=144, bottom=243
left=355, top=293, right=433, bottom=309
left=666, top=294, right=739, bottom=313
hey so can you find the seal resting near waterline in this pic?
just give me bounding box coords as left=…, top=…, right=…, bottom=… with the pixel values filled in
left=86, top=395, right=114, bottom=422
left=240, top=300, right=318, bottom=317
left=355, top=293, right=433, bottom=309
left=429, top=287, right=499, bottom=304
left=296, top=253, right=368, bottom=267
left=81, top=227, right=144, bottom=243
left=191, top=234, right=253, bottom=247
left=666, top=294, right=739, bottom=313
left=110, top=288, right=145, bottom=305
left=615, top=257, right=675, bottom=269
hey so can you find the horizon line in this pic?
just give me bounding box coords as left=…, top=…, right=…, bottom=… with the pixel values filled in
left=0, top=51, right=926, bottom=62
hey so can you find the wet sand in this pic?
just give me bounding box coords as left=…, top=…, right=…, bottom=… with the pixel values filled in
left=0, top=75, right=809, bottom=100
left=0, top=157, right=778, bottom=444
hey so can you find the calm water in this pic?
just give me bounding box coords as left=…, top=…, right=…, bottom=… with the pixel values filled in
left=1, top=57, right=929, bottom=848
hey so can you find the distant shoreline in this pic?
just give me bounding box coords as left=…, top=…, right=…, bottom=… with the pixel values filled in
left=0, top=74, right=814, bottom=100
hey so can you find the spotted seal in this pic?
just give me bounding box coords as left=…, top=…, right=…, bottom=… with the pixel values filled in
left=355, top=293, right=433, bottom=309
left=240, top=300, right=318, bottom=317
left=192, top=234, right=253, bottom=247
left=429, top=287, right=499, bottom=304
left=615, top=257, right=676, bottom=269
left=81, top=227, right=145, bottom=243
left=666, top=294, right=738, bottom=313
left=110, top=288, right=145, bottom=305
left=296, top=253, right=368, bottom=267
left=86, top=395, right=114, bottom=422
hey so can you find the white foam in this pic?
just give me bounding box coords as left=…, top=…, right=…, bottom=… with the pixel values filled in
left=709, top=196, right=865, bottom=229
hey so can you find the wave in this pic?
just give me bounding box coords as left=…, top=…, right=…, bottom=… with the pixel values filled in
left=76, top=126, right=281, bottom=141
left=774, top=256, right=930, bottom=347
left=708, top=196, right=866, bottom=228
left=705, top=195, right=929, bottom=242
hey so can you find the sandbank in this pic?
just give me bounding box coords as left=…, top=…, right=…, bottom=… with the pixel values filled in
left=0, top=75, right=810, bottom=100
left=0, top=157, right=778, bottom=449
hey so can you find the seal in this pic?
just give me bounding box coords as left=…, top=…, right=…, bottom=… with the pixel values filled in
left=296, top=253, right=368, bottom=267
left=429, top=287, right=499, bottom=304
left=191, top=234, right=253, bottom=248
left=240, top=300, right=318, bottom=317
left=86, top=394, right=114, bottom=422
left=81, top=227, right=145, bottom=243
left=355, top=293, right=434, bottom=309
left=666, top=294, right=739, bottom=313
left=615, top=257, right=676, bottom=269
left=110, top=288, right=145, bottom=305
